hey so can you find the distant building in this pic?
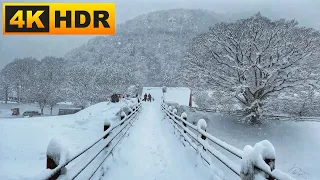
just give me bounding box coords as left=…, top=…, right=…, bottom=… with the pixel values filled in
left=58, top=108, right=82, bottom=115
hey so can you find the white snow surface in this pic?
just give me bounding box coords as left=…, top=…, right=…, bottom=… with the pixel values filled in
left=100, top=88, right=216, bottom=180
left=0, top=100, right=128, bottom=179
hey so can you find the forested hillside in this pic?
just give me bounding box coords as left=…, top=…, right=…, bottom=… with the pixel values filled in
left=65, top=9, right=220, bottom=87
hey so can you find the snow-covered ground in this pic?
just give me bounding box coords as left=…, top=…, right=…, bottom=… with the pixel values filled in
left=0, top=100, right=129, bottom=179
left=0, top=88, right=218, bottom=180
left=181, top=108, right=320, bottom=180
left=2, top=86, right=317, bottom=180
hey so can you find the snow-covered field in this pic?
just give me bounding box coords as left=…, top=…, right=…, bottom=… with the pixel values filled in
left=0, top=100, right=130, bottom=179
left=182, top=108, right=320, bottom=180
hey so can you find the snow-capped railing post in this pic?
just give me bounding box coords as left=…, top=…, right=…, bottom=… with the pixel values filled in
left=104, top=120, right=111, bottom=139
left=46, top=138, right=69, bottom=180
left=240, top=140, right=276, bottom=180
left=195, top=119, right=210, bottom=165
left=198, top=119, right=207, bottom=141
left=168, top=106, right=173, bottom=119
left=120, top=111, right=126, bottom=120
left=120, top=111, right=126, bottom=125
left=264, top=158, right=275, bottom=180
left=128, top=108, right=132, bottom=116
left=173, top=109, right=178, bottom=122
left=197, top=119, right=207, bottom=152
left=46, top=155, right=60, bottom=180
left=103, top=120, right=112, bottom=148
left=181, top=112, right=187, bottom=134
left=162, top=86, right=167, bottom=102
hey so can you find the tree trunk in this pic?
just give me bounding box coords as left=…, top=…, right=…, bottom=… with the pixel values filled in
left=50, top=107, right=53, bottom=115
left=17, top=84, right=21, bottom=104
left=242, top=89, right=262, bottom=124
left=41, top=107, right=44, bottom=115
left=5, top=87, right=8, bottom=104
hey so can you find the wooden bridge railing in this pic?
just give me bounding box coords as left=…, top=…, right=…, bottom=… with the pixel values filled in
left=161, top=102, right=295, bottom=180
left=38, top=101, right=142, bottom=180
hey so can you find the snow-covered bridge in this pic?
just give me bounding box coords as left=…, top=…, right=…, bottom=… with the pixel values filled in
left=0, top=87, right=295, bottom=180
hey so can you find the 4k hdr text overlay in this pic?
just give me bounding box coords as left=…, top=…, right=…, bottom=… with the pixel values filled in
left=2, top=3, right=115, bottom=35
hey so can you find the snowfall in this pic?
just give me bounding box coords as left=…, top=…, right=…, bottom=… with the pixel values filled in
left=0, top=87, right=319, bottom=180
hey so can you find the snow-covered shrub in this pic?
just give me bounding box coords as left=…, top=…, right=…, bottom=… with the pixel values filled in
left=166, top=102, right=179, bottom=108
left=126, top=85, right=139, bottom=98
left=193, top=90, right=239, bottom=114
left=193, top=91, right=214, bottom=109
left=267, top=89, right=320, bottom=117
left=168, top=106, right=173, bottom=111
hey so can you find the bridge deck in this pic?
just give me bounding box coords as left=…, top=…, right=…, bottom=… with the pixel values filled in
left=101, top=89, right=214, bottom=180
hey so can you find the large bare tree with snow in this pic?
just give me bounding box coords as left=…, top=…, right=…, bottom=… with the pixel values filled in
left=182, top=13, right=320, bottom=123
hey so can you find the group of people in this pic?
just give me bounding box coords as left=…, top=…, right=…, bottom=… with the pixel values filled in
left=143, top=93, right=154, bottom=102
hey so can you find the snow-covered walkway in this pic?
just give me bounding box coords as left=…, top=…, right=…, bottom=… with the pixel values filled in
left=101, top=92, right=214, bottom=180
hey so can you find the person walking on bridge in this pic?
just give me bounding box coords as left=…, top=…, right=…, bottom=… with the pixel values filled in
left=143, top=93, right=147, bottom=101
left=148, top=93, right=152, bottom=102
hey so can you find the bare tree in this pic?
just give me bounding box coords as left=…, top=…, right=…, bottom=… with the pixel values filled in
left=47, top=92, right=64, bottom=115
left=268, top=88, right=320, bottom=117
left=25, top=56, right=66, bottom=114
left=1, top=57, right=40, bottom=103
left=182, top=13, right=320, bottom=123
left=126, top=84, right=140, bottom=97
left=0, top=70, right=11, bottom=103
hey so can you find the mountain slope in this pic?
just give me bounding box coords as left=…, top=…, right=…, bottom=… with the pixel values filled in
left=65, top=9, right=220, bottom=87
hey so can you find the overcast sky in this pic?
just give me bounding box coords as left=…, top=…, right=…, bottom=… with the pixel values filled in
left=1, top=0, right=320, bottom=69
